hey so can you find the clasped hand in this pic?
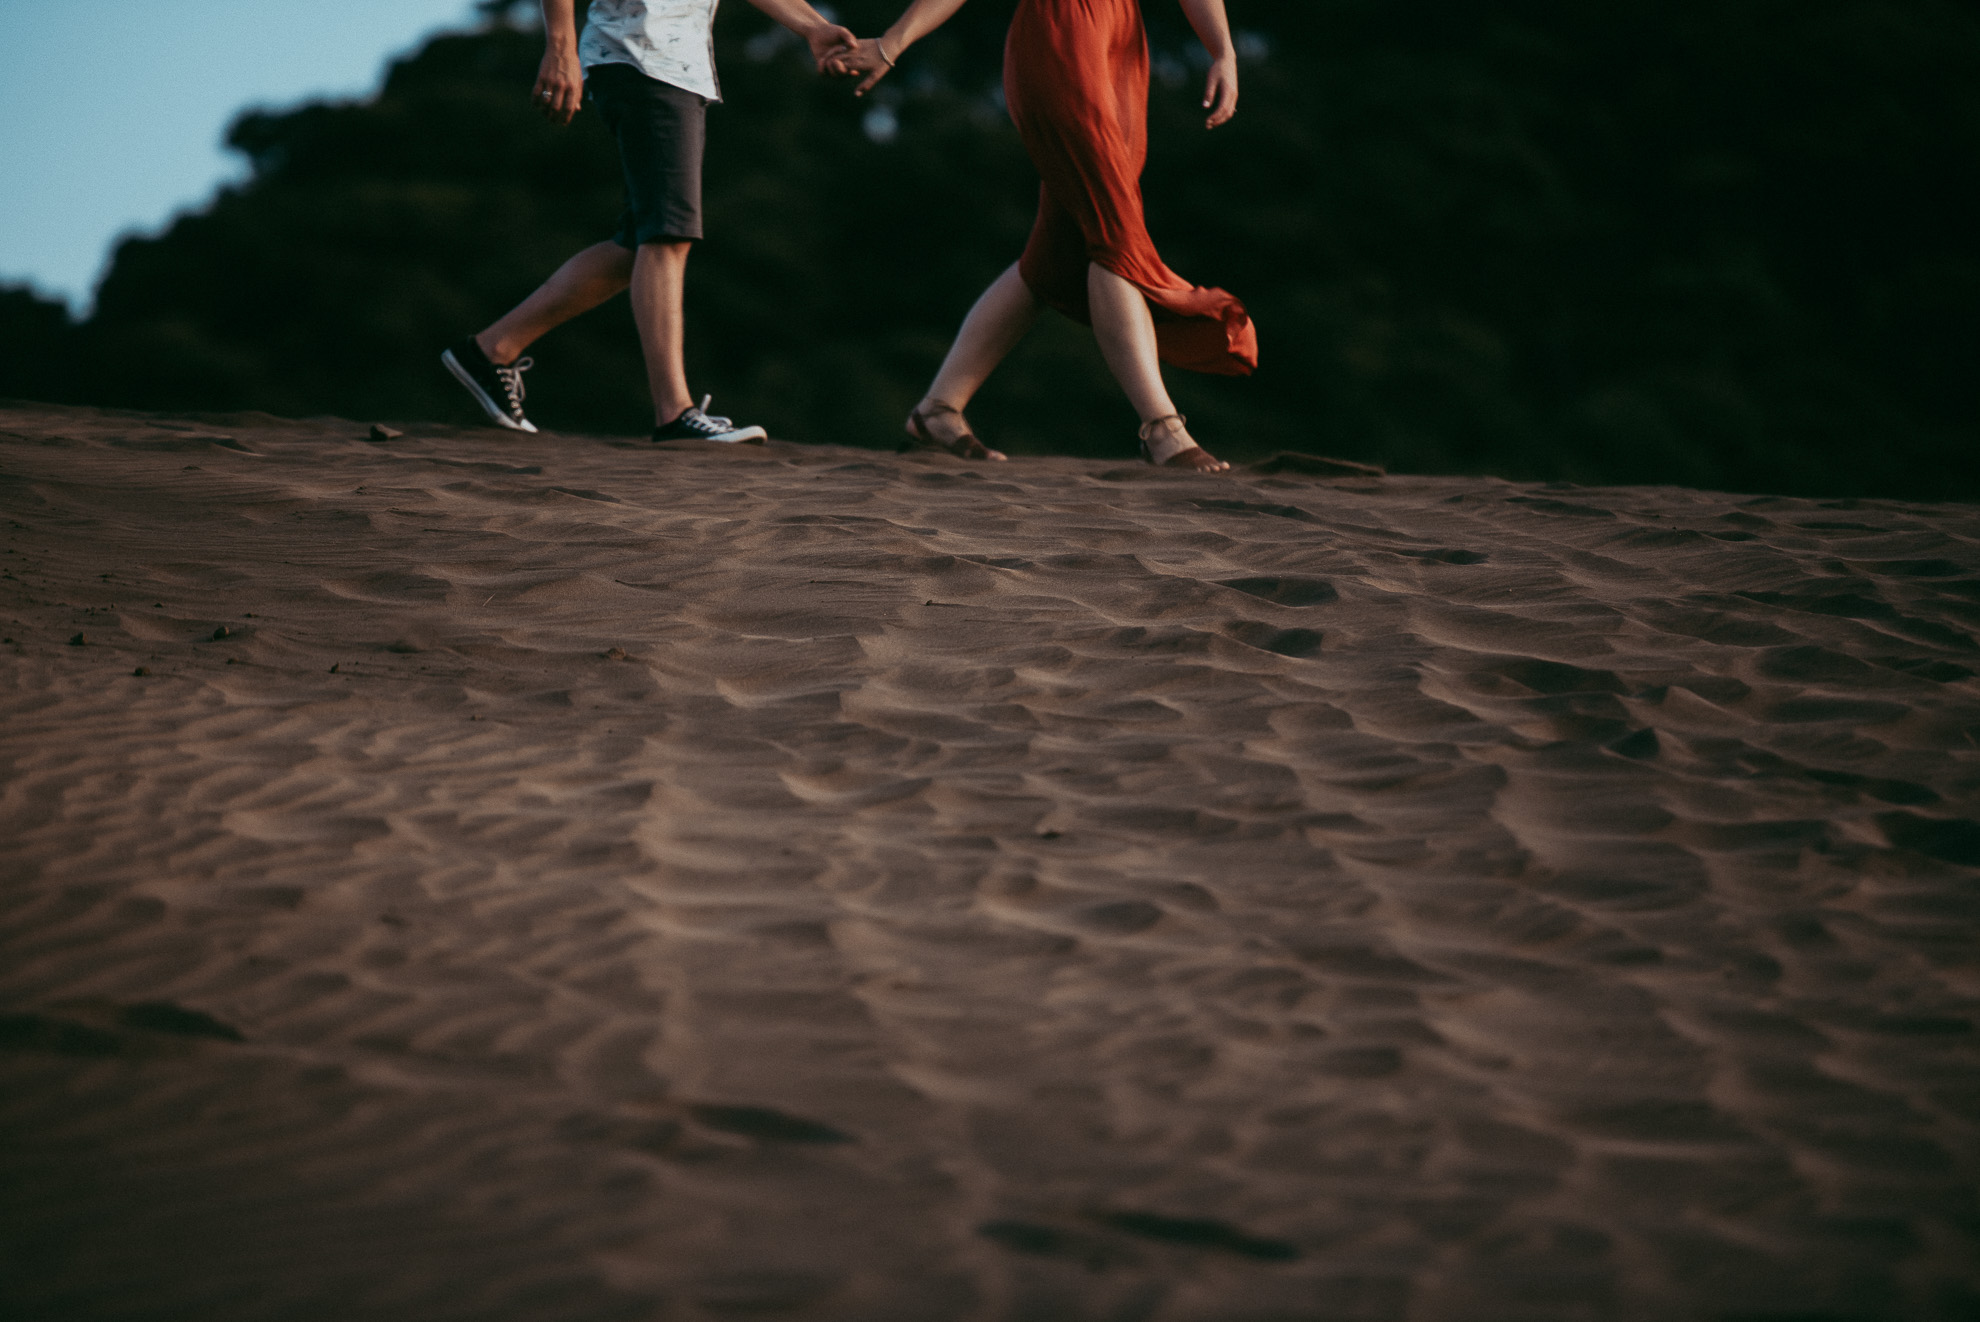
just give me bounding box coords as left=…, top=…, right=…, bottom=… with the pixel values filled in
left=822, top=38, right=895, bottom=96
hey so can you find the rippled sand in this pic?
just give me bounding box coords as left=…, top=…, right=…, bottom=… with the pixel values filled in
left=2, top=401, right=1977, bottom=1321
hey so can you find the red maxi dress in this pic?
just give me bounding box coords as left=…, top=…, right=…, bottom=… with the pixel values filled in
left=1004, top=0, right=1258, bottom=375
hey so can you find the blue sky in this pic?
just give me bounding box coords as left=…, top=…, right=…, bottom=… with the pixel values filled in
left=1, top=0, right=484, bottom=313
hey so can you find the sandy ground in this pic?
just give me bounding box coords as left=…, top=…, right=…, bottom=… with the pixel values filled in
left=1, top=400, right=1977, bottom=1322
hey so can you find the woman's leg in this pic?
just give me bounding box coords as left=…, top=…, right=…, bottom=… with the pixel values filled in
left=1087, top=263, right=1226, bottom=468
left=1086, top=262, right=1174, bottom=422
left=920, top=263, right=1042, bottom=419
left=905, top=262, right=1043, bottom=458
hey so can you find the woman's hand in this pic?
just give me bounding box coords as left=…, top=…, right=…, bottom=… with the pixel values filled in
left=532, top=47, right=585, bottom=126
left=1202, top=51, right=1238, bottom=128
left=829, top=37, right=898, bottom=96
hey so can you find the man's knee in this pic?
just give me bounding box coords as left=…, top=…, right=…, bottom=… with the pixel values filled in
left=590, top=240, right=638, bottom=276
left=634, top=239, right=694, bottom=270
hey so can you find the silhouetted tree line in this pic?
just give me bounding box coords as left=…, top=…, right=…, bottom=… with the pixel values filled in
left=4, top=0, right=1977, bottom=498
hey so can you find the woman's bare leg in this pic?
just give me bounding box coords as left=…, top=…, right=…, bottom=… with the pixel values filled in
left=911, top=263, right=1041, bottom=457
left=1087, top=263, right=1227, bottom=469
left=476, top=241, right=636, bottom=365
left=1086, top=263, right=1175, bottom=422
left=926, top=263, right=1042, bottom=408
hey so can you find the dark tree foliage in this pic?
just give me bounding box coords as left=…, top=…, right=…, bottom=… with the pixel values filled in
left=0, top=285, right=79, bottom=403
left=8, top=0, right=1977, bottom=499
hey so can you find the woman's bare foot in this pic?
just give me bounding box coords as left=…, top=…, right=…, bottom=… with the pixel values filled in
left=1138, top=414, right=1229, bottom=472
left=903, top=400, right=1007, bottom=461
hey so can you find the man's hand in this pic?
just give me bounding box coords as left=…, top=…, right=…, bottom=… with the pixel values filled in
left=829, top=37, right=897, bottom=96
left=1202, top=53, right=1238, bottom=128
left=804, top=20, right=858, bottom=73
left=532, top=46, right=584, bottom=125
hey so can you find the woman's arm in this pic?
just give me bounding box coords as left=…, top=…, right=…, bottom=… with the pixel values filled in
left=1178, top=0, right=1238, bottom=127
left=832, top=0, right=973, bottom=95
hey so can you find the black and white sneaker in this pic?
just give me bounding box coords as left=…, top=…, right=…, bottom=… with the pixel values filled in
left=651, top=396, right=767, bottom=445
left=442, top=336, right=538, bottom=433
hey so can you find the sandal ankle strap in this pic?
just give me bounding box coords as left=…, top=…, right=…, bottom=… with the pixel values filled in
left=1138, top=413, right=1187, bottom=442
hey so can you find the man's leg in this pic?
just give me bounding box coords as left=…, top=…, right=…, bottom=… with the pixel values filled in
left=476, top=241, right=636, bottom=365
left=445, top=240, right=635, bottom=431
left=628, top=239, right=694, bottom=426
left=634, top=237, right=766, bottom=444
left=586, top=70, right=757, bottom=443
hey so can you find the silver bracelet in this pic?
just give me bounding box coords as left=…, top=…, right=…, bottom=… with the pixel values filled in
left=878, top=40, right=896, bottom=67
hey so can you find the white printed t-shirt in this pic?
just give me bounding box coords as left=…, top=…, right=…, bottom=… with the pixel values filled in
left=581, top=0, right=723, bottom=102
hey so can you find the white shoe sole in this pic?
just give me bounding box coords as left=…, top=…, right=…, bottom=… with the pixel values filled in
left=654, top=426, right=767, bottom=444
left=442, top=349, right=538, bottom=434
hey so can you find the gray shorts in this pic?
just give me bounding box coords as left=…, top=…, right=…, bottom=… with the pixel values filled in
left=586, top=62, right=706, bottom=246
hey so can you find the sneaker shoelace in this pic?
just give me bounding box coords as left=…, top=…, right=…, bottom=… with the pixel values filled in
left=495, top=357, right=534, bottom=415
left=694, top=394, right=732, bottom=429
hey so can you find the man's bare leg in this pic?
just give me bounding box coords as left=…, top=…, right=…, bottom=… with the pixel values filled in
left=628, top=240, right=695, bottom=426
left=1087, top=262, right=1226, bottom=469
left=476, top=241, right=636, bottom=365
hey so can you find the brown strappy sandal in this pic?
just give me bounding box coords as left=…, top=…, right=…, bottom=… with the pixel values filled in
left=902, top=401, right=1007, bottom=461
left=1138, top=414, right=1229, bottom=472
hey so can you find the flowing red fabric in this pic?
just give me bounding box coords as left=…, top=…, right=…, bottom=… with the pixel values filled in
left=1003, top=0, right=1257, bottom=375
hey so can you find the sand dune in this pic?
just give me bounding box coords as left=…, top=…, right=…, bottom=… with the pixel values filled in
left=2, top=400, right=1977, bottom=1321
